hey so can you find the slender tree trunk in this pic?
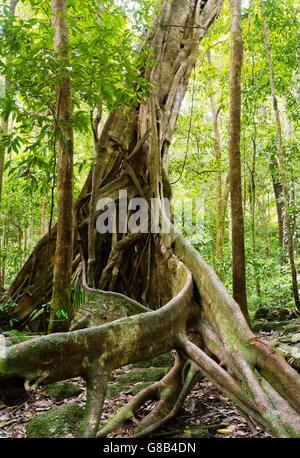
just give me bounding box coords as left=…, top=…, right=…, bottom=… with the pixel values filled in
left=283, top=100, right=297, bottom=253
left=87, top=106, right=102, bottom=288
left=261, top=0, right=300, bottom=310
left=228, top=0, right=249, bottom=324
left=10, top=212, right=22, bottom=268
left=49, top=0, right=75, bottom=332
left=215, top=172, right=230, bottom=280
left=250, top=137, right=261, bottom=296
left=86, top=3, right=104, bottom=288
left=295, top=30, right=300, bottom=113
left=297, top=52, right=300, bottom=113
left=260, top=187, right=270, bottom=259
left=23, top=228, right=27, bottom=264
left=243, top=146, right=247, bottom=217
left=27, top=217, right=32, bottom=254
left=0, top=214, right=7, bottom=287
left=41, top=197, right=47, bottom=237
left=268, top=154, right=285, bottom=249
left=0, top=119, right=8, bottom=206
left=207, top=50, right=226, bottom=278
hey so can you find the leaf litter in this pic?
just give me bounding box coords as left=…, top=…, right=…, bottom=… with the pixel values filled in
left=0, top=333, right=277, bottom=439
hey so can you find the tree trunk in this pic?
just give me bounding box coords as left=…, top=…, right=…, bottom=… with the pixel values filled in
left=48, top=0, right=75, bottom=332
left=0, top=214, right=7, bottom=288
left=250, top=137, right=261, bottom=297
left=296, top=38, right=300, bottom=113
left=260, top=186, right=270, bottom=258
left=0, top=118, right=8, bottom=207
left=297, top=52, right=300, bottom=113
left=87, top=106, right=102, bottom=288
left=268, top=154, right=285, bottom=249
left=10, top=212, right=22, bottom=269
left=1, top=0, right=300, bottom=439
left=228, top=0, right=249, bottom=324
left=207, top=50, right=227, bottom=279
left=23, top=228, right=27, bottom=264
left=261, top=0, right=300, bottom=310
left=41, top=196, right=47, bottom=238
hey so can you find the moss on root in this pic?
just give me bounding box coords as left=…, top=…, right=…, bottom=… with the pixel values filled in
left=253, top=321, right=290, bottom=333
left=106, top=381, right=157, bottom=398
left=131, top=353, right=174, bottom=368
left=113, top=367, right=168, bottom=384
left=131, top=382, right=154, bottom=396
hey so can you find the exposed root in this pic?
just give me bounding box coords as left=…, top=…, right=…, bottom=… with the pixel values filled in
left=5, top=0, right=299, bottom=441
left=176, top=334, right=300, bottom=438
left=1, top=208, right=300, bottom=439
left=24, top=374, right=49, bottom=393
left=97, top=380, right=160, bottom=437
left=99, top=233, right=145, bottom=290
left=76, top=363, right=109, bottom=438
left=251, top=337, right=300, bottom=412
left=98, top=352, right=201, bottom=439
left=133, top=360, right=201, bottom=438
left=70, top=238, right=151, bottom=331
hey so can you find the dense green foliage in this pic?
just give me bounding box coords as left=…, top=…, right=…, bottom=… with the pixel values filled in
left=169, top=0, right=300, bottom=316
left=0, top=0, right=299, bottom=321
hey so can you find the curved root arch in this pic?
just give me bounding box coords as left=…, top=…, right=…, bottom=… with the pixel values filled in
left=160, top=206, right=300, bottom=438
left=0, top=251, right=200, bottom=438
left=87, top=210, right=300, bottom=439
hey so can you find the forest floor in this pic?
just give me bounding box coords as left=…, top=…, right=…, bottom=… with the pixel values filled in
left=0, top=332, right=283, bottom=439
left=0, top=373, right=272, bottom=439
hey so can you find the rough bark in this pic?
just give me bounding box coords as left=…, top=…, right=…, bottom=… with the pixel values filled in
left=228, top=0, right=249, bottom=324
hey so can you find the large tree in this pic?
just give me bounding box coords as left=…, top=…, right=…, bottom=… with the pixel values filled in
left=1, top=0, right=300, bottom=438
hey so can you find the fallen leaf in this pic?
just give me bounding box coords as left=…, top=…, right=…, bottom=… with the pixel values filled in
left=217, top=429, right=233, bottom=434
